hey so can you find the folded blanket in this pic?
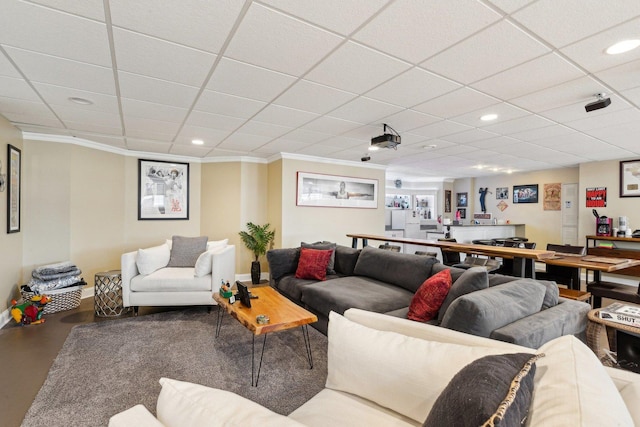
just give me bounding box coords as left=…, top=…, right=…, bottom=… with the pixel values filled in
left=27, top=275, right=83, bottom=293
left=32, top=261, right=81, bottom=281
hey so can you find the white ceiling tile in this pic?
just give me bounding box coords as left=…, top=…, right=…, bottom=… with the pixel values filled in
left=237, top=120, right=293, bottom=138
left=421, top=21, right=550, bottom=84
left=295, top=143, right=344, bottom=157
left=0, top=96, right=50, bottom=115
left=121, top=98, right=188, bottom=123
left=254, top=139, right=308, bottom=155
left=174, top=125, right=231, bottom=145
left=481, top=115, right=555, bottom=136
left=413, top=87, right=500, bottom=118
left=0, top=76, right=41, bottom=101
left=277, top=128, right=331, bottom=144
left=354, top=0, right=501, bottom=63
left=14, top=124, right=69, bottom=134
left=253, top=104, right=319, bottom=128
left=451, top=103, right=530, bottom=128
left=183, top=110, right=246, bottom=132
left=510, top=76, right=608, bottom=112
left=484, top=0, right=536, bottom=14
left=225, top=3, right=343, bottom=76
left=118, top=72, right=199, bottom=108
left=274, top=79, right=356, bottom=114
left=467, top=135, right=521, bottom=150
left=565, top=108, right=640, bottom=132
left=512, top=0, right=640, bottom=48
left=218, top=132, right=272, bottom=152
left=110, top=0, right=244, bottom=53
left=4, top=47, right=116, bottom=95
left=622, top=86, right=640, bottom=106
left=50, top=103, right=121, bottom=128
left=440, top=129, right=499, bottom=144
left=207, top=58, right=297, bottom=102
left=194, top=90, right=266, bottom=119
left=168, top=143, right=215, bottom=157
left=261, top=0, right=387, bottom=35
left=584, top=121, right=640, bottom=151
left=113, top=28, right=216, bottom=87
left=27, top=0, right=105, bottom=21
left=301, top=116, right=362, bottom=135
left=70, top=132, right=126, bottom=148
left=508, top=124, right=575, bottom=142
left=0, top=1, right=111, bottom=66
left=125, top=127, right=175, bottom=142
left=595, top=59, right=640, bottom=92
left=306, top=41, right=411, bottom=94
left=0, top=51, right=22, bottom=78
left=560, top=17, right=640, bottom=73
left=3, top=111, right=62, bottom=128
left=378, top=109, right=440, bottom=133
left=366, top=68, right=462, bottom=108
left=33, top=82, right=118, bottom=113
left=64, top=120, right=122, bottom=136
left=540, top=94, right=631, bottom=123
left=410, top=120, right=473, bottom=139
left=471, top=53, right=585, bottom=100
left=327, top=97, right=404, bottom=124
left=126, top=138, right=171, bottom=153
left=321, top=136, right=365, bottom=149
left=124, top=116, right=180, bottom=136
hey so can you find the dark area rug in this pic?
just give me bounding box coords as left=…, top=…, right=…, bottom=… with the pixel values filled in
left=21, top=307, right=328, bottom=427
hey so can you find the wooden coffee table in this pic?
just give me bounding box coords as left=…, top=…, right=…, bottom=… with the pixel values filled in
left=213, top=286, right=317, bottom=386
left=587, top=308, right=640, bottom=366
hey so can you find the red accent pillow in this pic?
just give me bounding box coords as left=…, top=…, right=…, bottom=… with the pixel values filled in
left=295, top=248, right=334, bottom=281
left=407, top=269, right=452, bottom=322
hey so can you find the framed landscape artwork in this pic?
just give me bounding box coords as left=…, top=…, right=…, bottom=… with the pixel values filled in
left=513, top=184, right=538, bottom=204
left=7, top=144, right=21, bottom=233
left=296, top=172, right=377, bottom=208
left=620, top=159, right=640, bottom=197
left=138, top=159, right=189, bottom=220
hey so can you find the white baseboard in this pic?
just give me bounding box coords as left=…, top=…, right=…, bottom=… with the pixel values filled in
left=234, top=273, right=269, bottom=283
left=0, top=309, right=10, bottom=329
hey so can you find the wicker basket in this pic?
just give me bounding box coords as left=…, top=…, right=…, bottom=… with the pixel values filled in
left=21, top=284, right=84, bottom=314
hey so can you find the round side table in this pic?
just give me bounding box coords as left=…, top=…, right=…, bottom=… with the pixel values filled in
left=94, top=270, right=128, bottom=317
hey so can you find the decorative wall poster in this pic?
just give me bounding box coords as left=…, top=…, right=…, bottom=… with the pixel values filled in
left=543, top=183, right=561, bottom=211
left=513, top=184, right=538, bottom=204
left=586, top=187, right=607, bottom=208
left=496, top=187, right=508, bottom=200
left=497, top=200, right=509, bottom=211
left=138, top=159, right=189, bottom=220
left=7, top=144, right=21, bottom=233
left=296, top=172, right=377, bottom=208
left=620, top=159, right=640, bottom=197
left=444, top=190, right=451, bottom=213
left=457, top=208, right=466, bottom=219
left=456, top=192, right=468, bottom=207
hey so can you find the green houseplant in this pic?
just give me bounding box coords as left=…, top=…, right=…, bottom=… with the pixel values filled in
left=238, top=222, right=276, bottom=284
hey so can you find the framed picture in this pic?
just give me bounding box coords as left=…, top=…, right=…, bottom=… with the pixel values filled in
left=296, top=172, right=377, bottom=208
left=543, top=183, right=561, bottom=210
left=7, top=144, right=21, bottom=233
left=513, top=184, right=538, bottom=204
left=496, top=187, right=508, bottom=200
left=457, top=208, right=466, bottom=219
left=620, top=159, right=640, bottom=197
left=456, top=192, right=468, bottom=207
left=138, top=159, right=189, bottom=220
left=444, top=190, right=451, bottom=213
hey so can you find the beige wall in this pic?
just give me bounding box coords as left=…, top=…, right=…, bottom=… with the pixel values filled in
left=0, top=117, right=23, bottom=311
left=280, top=158, right=386, bottom=248
left=464, top=168, right=580, bottom=249
left=267, top=159, right=283, bottom=248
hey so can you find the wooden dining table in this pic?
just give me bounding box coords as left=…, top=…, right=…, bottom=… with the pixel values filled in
left=347, top=233, right=640, bottom=282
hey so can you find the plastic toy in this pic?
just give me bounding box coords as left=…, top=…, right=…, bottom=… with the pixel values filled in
left=10, top=295, right=51, bottom=325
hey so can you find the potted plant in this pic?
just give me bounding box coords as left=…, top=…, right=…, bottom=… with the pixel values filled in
left=239, top=222, right=276, bottom=284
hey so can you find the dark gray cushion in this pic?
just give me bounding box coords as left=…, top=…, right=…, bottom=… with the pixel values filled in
left=275, top=274, right=338, bottom=303
left=353, top=246, right=438, bottom=293
left=437, top=267, right=489, bottom=323
left=334, top=245, right=361, bottom=276
left=423, top=353, right=540, bottom=427
left=266, top=248, right=300, bottom=281
left=488, top=273, right=518, bottom=287
left=167, top=236, right=208, bottom=267
left=302, top=241, right=337, bottom=275
left=301, top=276, right=414, bottom=317
left=431, top=263, right=467, bottom=283
left=440, top=280, right=546, bottom=337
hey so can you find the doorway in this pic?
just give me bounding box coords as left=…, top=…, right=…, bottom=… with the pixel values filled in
left=561, top=183, right=579, bottom=245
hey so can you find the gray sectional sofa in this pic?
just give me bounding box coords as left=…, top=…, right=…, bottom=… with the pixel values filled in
left=267, top=244, right=591, bottom=348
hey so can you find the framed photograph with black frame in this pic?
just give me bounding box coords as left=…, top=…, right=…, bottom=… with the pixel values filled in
left=138, top=159, right=189, bottom=220
left=620, top=159, right=640, bottom=197
left=513, top=184, right=538, bottom=204
left=7, top=144, right=21, bottom=233
left=456, top=192, right=468, bottom=207
left=296, top=172, right=377, bottom=208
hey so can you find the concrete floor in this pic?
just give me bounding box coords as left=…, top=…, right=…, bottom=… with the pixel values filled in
left=0, top=298, right=169, bottom=427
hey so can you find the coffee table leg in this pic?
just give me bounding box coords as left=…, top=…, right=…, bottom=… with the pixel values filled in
left=215, top=305, right=224, bottom=338
left=302, top=325, right=313, bottom=369
left=252, top=334, right=267, bottom=387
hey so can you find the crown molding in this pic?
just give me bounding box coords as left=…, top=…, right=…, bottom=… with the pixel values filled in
left=274, top=152, right=387, bottom=170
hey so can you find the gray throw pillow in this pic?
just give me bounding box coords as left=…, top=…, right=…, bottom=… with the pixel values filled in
left=437, top=267, right=489, bottom=323
left=167, top=236, right=208, bottom=267
left=334, top=245, right=361, bottom=276
left=266, top=248, right=300, bottom=281
left=423, top=353, right=542, bottom=427
left=302, top=241, right=337, bottom=275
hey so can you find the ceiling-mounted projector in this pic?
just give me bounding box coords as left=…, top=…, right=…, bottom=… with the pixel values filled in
left=585, top=93, right=611, bottom=112
left=371, top=123, right=401, bottom=149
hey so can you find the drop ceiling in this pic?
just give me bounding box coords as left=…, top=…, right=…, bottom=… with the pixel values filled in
left=1, top=0, right=640, bottom=180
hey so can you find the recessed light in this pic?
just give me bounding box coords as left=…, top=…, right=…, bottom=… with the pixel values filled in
left=606, top=39, right=640, bottom=55
left=480, top=114, right=498, bottom=122
left=192, top=139, right=204, bottom=145
left=68, top=97, right=93, bottom=105
left=368, top=145, right=380, bottom=151
left=423, top=144, right=437, bottom=149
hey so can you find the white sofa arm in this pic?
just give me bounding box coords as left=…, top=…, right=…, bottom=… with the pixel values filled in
left=211, top=245, right=235, bottom=291
left=121, top=251, right=139, bottom=307
left=109, top=404, right=165, bottom=427
left=156, top=378, right=304, bottom=427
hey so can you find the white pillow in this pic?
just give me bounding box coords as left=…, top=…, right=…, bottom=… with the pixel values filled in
left=136, top=244, right=170, bottom=275
left=528, top=334, right=634, bottom=426
left=326, top=311, right=513, bottom=423
left=166, top=238, right=228, bottom=251
left=193, top=247, right=225, bottom=277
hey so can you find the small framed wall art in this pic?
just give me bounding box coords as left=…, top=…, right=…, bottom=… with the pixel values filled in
left=138, top=159, right=189, bottom=220
left=296, top=172, right=377, bottom=208
left=620, top=159, right=640, bottom=197
left=7, top=144, right=21, bottom=233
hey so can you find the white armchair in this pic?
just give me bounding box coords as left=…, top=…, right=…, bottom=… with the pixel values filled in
left=121, top=241, right=235, bottom=315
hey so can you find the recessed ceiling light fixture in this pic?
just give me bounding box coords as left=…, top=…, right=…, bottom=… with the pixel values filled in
left=191, top=139, right=204, bottom=145
left=480, top=114, right=498, bottom=122
left=423, top=144, right=437, bottom=149
left=606, top=39, right=640, bottom=55
left=368, top=145, right=380, bottom=151
left=68, top=97, right=93, bottom=105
